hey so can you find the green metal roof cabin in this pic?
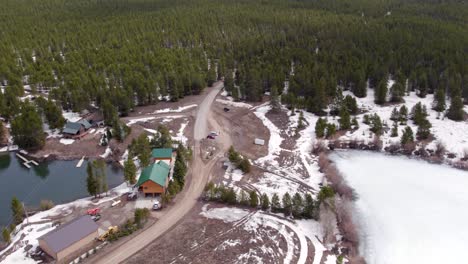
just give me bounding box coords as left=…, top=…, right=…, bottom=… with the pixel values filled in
left=151, top=148, right=173, bottom=160
left=136, top=161, right=170, bottom=188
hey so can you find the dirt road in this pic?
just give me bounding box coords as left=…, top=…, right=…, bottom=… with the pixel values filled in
left=94, top=83, right=224, bottom=264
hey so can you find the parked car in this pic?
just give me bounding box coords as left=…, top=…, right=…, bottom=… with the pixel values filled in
left=209, top=131, right=219, bottom=137
left=223, top=107, right=230, bottom=112
left=126, top=191, right=138, bottom=201
left=152, top=200, right=162, bottom=210
left=91, top=214, right=101, bottom=222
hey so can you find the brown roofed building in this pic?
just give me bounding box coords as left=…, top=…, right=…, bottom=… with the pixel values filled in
left=38, top=215, right=99, bottom=262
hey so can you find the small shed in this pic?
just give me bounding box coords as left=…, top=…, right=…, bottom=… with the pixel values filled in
left=254, top=138, right=265, bottom=146
left=38, top=215, right=99, bottom=262
left=151, top=148, right=173, bottom=164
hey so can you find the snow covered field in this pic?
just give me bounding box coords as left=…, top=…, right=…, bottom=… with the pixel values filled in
left=330, top=150, right=468, bottom=264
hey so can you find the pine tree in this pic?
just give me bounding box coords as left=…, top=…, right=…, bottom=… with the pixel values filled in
left=2, top=227, right=11, bottom=244
left=124, top=154, right=137, bottom=184
left=315, top=118, right=327, bottom=138
left=433, top=88, right=446, bottom=112
left=417, top=119, right=432, bottom=140
left=370, top=114, right=383, bottom=136
left=303, top=193, right=316, bottom=219
left=282, top=192, right=292, bottom=216
left=390, top=82, right=405, bottom=103
left=271, top=193, right=281, bottom=213
left=10, top=101, right=45, bottom=150
left=390, top=121, right=399, bottom=137
left=270, top=85, right=280, bottom=111
left=297, top=111, right=305, bottom=129
left=224, top=71, right=234, bottom=93
left=325, top=123, right=336, bottom=138
left=86, top=162, right=98, bottom=197
left=401, top=126, right=414, bottom=145
left=11, top=197, right=24, bottom=225
left=240, top=190, right=249, bottom=206
left=174, top=159, right=187, bottom=187
left=390, top=107, right=400, bottom=121
left=351, top=117, right=359, bottom=130
left=292, top=193, right=304, bottom=218
left=249, top=190, right=259, bottom=208
left=343, top=95, right=358, bottom=115
left=260, top=194, right=270, bottom=211
left=411, top=102, right=428, bottom=126
left=447, top=95, right=464, bottom=121
left=374, top=79, right=388, bottom=105
left=339, top=106, right=351, bottom=130
left=399, top=105, right=408, bottom=125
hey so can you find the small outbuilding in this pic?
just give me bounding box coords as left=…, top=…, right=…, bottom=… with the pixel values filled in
left=63, top=119, right=92, bottom=139
left=151, top=148, right=173, bottom=165
left=254, top=138, right=265, bottom=146
left=136, top=161, right=170, bottom=196
left=38, top=215, right=99, bottom=262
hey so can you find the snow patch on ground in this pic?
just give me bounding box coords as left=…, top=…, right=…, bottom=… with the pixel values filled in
left=62, top=111, right=81, bottom=122
left=254, top=105, right=283, bottom=167
left=99, top=147, right=112, bottom=158
left=172, top=120, right=189, bottom=145
left=154, top=104, right=197, bottom=114
left=200, top=205, right=249, bottom=223
left=126, top=117, right=155, bottom=125
left=59, top=138, right=74, bottom=145
left=216, top=99, right=253, bottom=109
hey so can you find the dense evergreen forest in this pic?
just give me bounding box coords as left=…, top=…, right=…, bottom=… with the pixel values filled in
left=0, top=0, right=466, bottom=123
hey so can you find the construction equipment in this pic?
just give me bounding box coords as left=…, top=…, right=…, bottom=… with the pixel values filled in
left=97, top=226, right=118, bottom=241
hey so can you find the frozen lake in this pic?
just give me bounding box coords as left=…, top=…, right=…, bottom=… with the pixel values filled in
left=330, top=151, right=468, bottom=264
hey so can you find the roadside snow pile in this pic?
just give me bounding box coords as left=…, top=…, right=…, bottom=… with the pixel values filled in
left=331, top=150, right=468, bottom=264
left=126, top=117, right=155, bottom=125
left=172, top=120, right=189, bottom=145
left=62, top=111, right=81, bottom=122
left=254, top=105, right=283, bottom=167
left=158, top=115, right=184, bottom=123
left=216, top=99, right=253, bottom=109
left=100, top=147, right=112, bottom=158
left=59, top=138, right=74, bottom=145
left=154, top=104, right=197, bottom=114
left=200, top=205, right=249, bottom=223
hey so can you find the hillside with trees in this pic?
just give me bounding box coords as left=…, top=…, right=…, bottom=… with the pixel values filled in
left=0, top=0, right=466, bottom=123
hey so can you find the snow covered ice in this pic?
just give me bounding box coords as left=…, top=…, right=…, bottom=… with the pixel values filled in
left=330, top=150, right=468, bottom=264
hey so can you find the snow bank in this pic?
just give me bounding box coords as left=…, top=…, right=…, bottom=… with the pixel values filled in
left=99, top=147, right=112, bottom=158
left=200, top=205, right=249, bottom=223
left=154, top=104, right=197, bottom=114
left=254, top=105, right=283, bottom=167
left=331, top=150, right=468, bottom=264
left=59, top=138, right=74, bottom=145
left=126, top=117, right=155, bottom=125
left=172, top=120, right=189, bottom=145
left=62, top=111, right=81, bottom=122
left=216, top=99, right=253, bottom=109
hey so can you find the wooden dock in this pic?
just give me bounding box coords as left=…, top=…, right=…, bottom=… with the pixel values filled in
left=16, top=153, right=39, bottom=169
left=76, top=156, right=85, bottom=168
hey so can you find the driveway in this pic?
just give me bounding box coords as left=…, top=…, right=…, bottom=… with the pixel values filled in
left=93, top=82, right=224, bottom=264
